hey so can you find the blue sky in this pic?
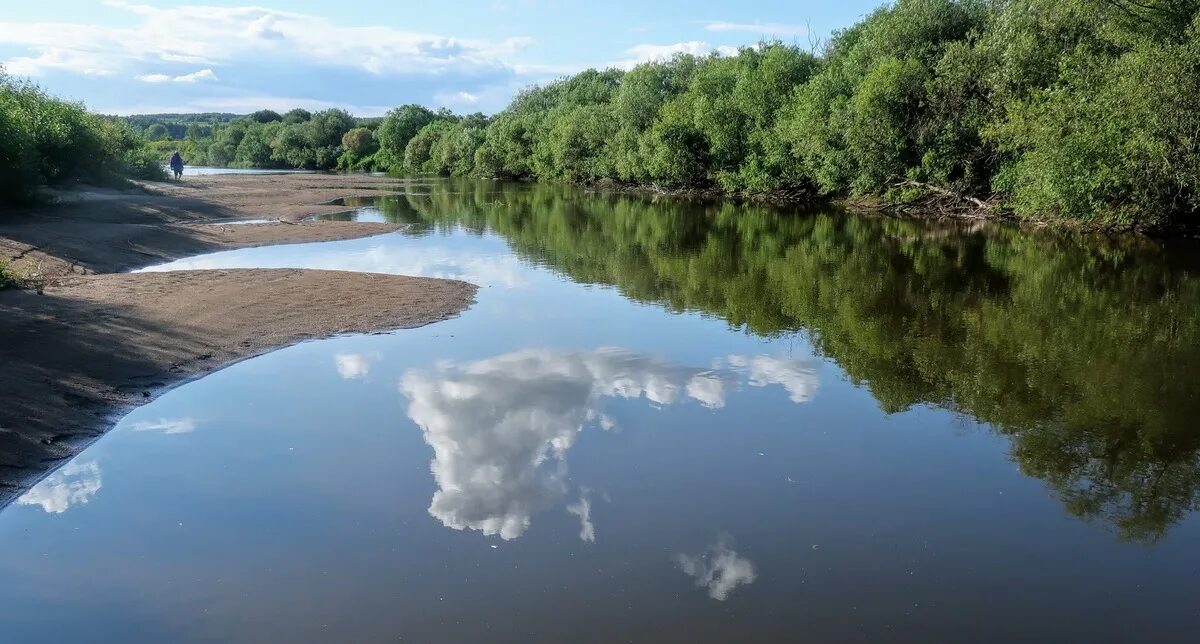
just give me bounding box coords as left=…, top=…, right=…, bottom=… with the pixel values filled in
left=0, top=0, right=883, bottom=116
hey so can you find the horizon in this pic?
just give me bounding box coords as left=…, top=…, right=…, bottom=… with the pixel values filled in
left=0, top=0, right=881, bottom=117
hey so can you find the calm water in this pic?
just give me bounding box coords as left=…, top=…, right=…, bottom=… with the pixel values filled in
left=176, top=166, right=318, bottom=176
left=3, top=181, right=1200, bottom=642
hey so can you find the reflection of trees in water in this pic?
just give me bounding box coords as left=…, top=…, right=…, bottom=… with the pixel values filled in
left=399, top=179, right=1200, bottom=542
left=339, top=194, right=432, bottom=230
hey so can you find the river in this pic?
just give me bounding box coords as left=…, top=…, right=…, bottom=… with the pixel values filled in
left=2, top=180, right=1198, bottom=642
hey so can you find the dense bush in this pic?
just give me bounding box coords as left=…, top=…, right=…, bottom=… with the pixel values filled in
left=401, top=113, right=489, bottom=175
left=1, top=70, right=164, bottom=204
left=985, top=0, right=1200, bottom=229
left=336, top=127, right=380, bottom=171
left=376, top=105, right=441, bottom=169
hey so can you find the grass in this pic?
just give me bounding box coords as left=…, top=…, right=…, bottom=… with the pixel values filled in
left=0, top=260, right=17, bottom=289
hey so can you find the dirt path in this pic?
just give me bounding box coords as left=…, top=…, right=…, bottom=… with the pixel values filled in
left=0, top=175, right=477, bottom=509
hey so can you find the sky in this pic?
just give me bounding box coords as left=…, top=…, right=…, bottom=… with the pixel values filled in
left=0, top=0, right=883, bottom=116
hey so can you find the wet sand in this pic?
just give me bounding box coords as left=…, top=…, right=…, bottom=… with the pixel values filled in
left=0, top=175, right=477, bottom=509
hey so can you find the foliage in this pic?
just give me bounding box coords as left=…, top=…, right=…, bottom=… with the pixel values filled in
left=376, top=104, right=440, bottom=169
left=282, top=108, right=312, bottom=124
left=0, top=260, right=16, bottom=289
left=400, top=113, right=489, bottom=176
left=337, top=127, right=380, bottom=171
left=145, top=123, right=170, bottom=141
left=1, top=69, right=164, bottom=203
left=249, top=109, right=283, bottom=123
left=986, top=1, right=1200, bottom=229
left=464, top=0, right=1199, bottom=229
left=122, top=112, right=237, bottom=139
left=143, top=108, right=365, bottom=170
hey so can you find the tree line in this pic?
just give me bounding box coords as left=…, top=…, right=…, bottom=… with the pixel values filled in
left=456, top=0, right=1200, bottom=231
left=7, top=0, right=1199, bottom=230
left=138, top=0, right=1200, bottom=231
left=134, top=105, right=487, bottom=175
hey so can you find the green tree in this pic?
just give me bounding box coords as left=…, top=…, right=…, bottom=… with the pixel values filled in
left=233, top=122, right=281, bottom=167
left=377, top=104, right=438, bottom=169
left=341, top=127, right=377, bottom=156
left=145, top=123, right=170, bottom=141
left=249, top=109, right=283, bottom=123
left=282, top=108, right=312, bottom=124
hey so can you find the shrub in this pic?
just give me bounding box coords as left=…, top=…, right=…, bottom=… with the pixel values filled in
left=1, top=70, right=165, bottom=203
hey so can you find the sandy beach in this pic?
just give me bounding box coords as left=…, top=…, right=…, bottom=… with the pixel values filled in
left=0, top=174, right=476, bottom=509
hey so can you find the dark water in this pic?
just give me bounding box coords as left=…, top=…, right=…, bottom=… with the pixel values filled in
left=3, top=181, right=1199, bottom=642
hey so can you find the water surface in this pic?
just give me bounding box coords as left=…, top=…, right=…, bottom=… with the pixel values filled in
left=4, top=181, right=1199, bottom=642
left=176, top=166, right=318, bottom=176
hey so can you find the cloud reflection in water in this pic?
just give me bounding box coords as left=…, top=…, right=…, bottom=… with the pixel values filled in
left=676, top=536, right=757, bottom=601
left=566, top=491, right=596, bottom=543
left=400, top=348, right=818, bottom=540
left=17, top=460, right=103, bottom=514
left=335, top=352, right=377, bottom=380
left=131, top=417, right=198, bottom=434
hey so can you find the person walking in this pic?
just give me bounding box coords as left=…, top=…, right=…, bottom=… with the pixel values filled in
left=169, top=151, right=184, bottom=180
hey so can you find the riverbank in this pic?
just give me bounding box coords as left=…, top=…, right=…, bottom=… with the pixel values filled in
left=0, top=174, right=477, bottom=509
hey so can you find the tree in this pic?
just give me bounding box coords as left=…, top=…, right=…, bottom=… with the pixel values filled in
left=249, top=109, right=283, bottom=123
left=341, top=127, right=377, bottom=156
left=270, top=124, right=314, bottom=168
left=376, top=104, right=439, bottom=169
left=337, top=127, right=380, bottom=171
left=282, top=108, right=312, bottom=124
left=145, top=123, right=170, bottom=141
left=233, top=122, right=281, bottom=167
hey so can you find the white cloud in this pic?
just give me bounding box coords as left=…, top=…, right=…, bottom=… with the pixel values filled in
left=17, top=460, right=103, bottom=514
left=686, top=374, right=728, bottom=410
left=724, top=355, right=819, bottom=403
left=676, top=537, right=757, bottom=601
left=4, top=49, right=114, bottom=77
left=399, top=347, right=734, bottom=540
left=566, top=492, right=596, bottom=543
left=136, top=68, right=217, bottom=84
left=612, top=41, right=739, bottom=70
left=139, top=241, right=531, bottom=289
left=435, top=90, right=480, bottom=107
left=705, top=21, right=808, bottom=37
left=335, top=353, right=376, bottom=380
left=0, top=3, right=533, bottom=79
left=130, top=417, right=197, bottom=434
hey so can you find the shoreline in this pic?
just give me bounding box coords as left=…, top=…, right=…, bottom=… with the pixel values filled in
left=575, top=178, right=1197, bottom=237
left=0, top=174, right=478, bottom=510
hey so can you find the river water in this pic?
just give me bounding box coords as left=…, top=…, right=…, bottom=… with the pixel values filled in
left=2, top=181, right=1199, bottom=642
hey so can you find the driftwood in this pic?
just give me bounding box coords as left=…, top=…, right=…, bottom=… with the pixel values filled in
left=882, top=178, right=1002, bottom=221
